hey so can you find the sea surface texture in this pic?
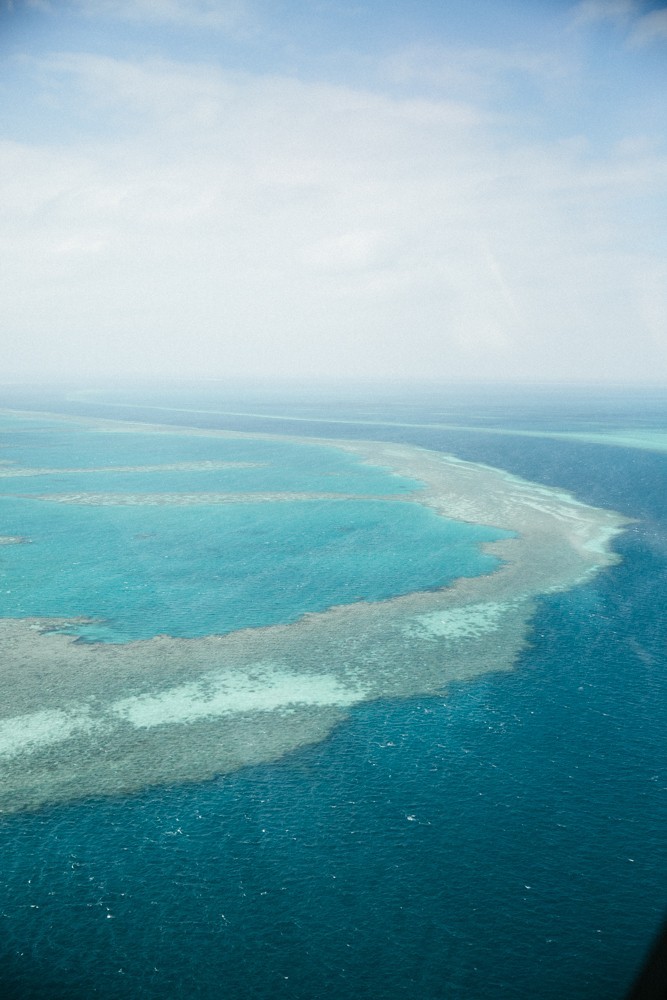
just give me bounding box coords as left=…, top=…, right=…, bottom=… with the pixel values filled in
left=0, top=383, right=665, bottom=999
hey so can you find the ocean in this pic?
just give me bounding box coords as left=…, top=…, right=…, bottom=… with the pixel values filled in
left=0, top=382, right=665, bottom=999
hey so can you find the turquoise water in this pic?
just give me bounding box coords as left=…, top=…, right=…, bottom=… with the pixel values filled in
left=0, top=497, right=504, bottom=642
left=0, top=415, right=506, bottom=642
left=0, top=420, right=419, bottom=494
left=0, top=388, right=665, bottom=999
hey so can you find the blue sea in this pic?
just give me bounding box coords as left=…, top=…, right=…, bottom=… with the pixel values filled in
left=0, top=382, right=665, bottom=999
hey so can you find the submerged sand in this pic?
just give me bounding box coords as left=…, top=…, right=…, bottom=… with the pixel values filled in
left=0, top=460, right=264, bottom=477
left=0, top=414, right=629, bottom=813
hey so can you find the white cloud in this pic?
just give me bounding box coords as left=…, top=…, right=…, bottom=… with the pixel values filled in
left=571, top=0, right=667, bottom=48
left=571, top=0, right=638, bottom=28
left=634, top=260, right=667, bottom=352
left=70, top=0, right=256, bottom=32
left=1, top=51, right=666, bottom=381
left=384, top=43, right=570, bottom=101
left=631, top=8, right=667, bottom=45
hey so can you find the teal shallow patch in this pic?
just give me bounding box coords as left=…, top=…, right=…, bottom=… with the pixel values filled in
left=0, top=419, right=420, bottom=494
left=0, top=413, right=511, bottom=642
left=0, top=496, right=507, bottom=641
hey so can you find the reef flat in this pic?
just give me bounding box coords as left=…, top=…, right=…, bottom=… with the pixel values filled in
left=20, top=491, right=393, bottom=506
left=0, top=412, right=629, bottom=813
left=0, top=460, right=264, bottom=477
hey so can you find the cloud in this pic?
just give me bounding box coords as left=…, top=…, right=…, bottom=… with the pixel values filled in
left=1, top=35, right=666, bottom=381
left=571, top=0, right=638, bottom=27
left=571, top=0, right=667, bottom=47
left=383, top=42, right=570, bottom=102
left=69, top=0, right=256, bottom=32
left=630, top=7, right=667, bottom=44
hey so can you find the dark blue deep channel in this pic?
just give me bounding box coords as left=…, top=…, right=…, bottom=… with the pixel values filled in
left=0, top=390, right=666, bottom=999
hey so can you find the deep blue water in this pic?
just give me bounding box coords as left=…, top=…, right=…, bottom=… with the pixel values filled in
left=0, top=385, right=665, bottom=999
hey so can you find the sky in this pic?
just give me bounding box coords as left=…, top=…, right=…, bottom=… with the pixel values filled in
left=1, top=0, right=666, bottom=384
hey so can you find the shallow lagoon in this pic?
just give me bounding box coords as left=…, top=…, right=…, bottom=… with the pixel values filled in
left=1, top=496, right=506, bottom=640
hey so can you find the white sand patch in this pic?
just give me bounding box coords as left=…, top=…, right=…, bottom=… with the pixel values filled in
left=0, top=707, right=97, bottom=757
left=409, top=602, right=509, bottom=640
left=111, top=664, right=367, bottom=729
